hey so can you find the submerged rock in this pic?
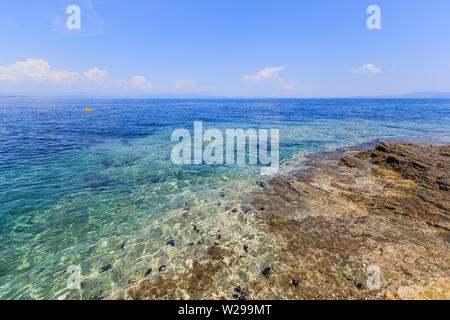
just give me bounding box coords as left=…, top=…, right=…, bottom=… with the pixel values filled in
left=158, top=265, right=166, bottom=272
left=144, top=268, right=152, bottom=277
left=261, top=267, right=271, bottom=278
left=99, top=264, right=112, bottom=273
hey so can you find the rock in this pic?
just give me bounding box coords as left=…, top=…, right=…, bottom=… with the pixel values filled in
left=241, top=206, right=251, bottom=213
left=144, top=268, right=152, bottom=277
left=256, top=181, right=268, bottom=190
left=245, top=142, right=449, bottom=299
left=166, top=240, right=175, bottom=247
left=397, top=280, right=450, bottom=300
left=99, top=264, right=112, bottom=273
left=232, top=286, right=248, bottom=300
left=128, top=259, right=228, bottom=300
left=339, top=156, right=364, bottom=169
left=367, top=142, right=450, bottom=191
left=360, top=142, right=450, bottom=229
left=207, top=245, right=232, bottom=260
left=261, top=267, right=271, bottom=278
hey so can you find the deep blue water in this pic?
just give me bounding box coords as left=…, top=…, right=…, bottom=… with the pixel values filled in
left=2, top=98, right=449, bottom=164
left=0, top=98, right=449, bottom=299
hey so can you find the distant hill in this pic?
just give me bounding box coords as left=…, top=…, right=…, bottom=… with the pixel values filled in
left=1, top=91, right=449, bottom=99
left=0, top=95, right=26, bottom=98
left=373, top=92, right=450, bottom=99
left=0, top=93, right=227, bottom=99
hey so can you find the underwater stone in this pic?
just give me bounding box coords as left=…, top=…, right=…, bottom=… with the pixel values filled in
left=144, top=268, right=152, bottom=277
left=181, top=203, right=190, bottom=217
left=149, top=227, right=163, bottom=240
left=261, top=267, right=271, bottom=278
left=120, top=241, right=129, bottom=250
left=99, top=264, right=112, bottom=273
left=256, top=181, right=268, bottom=190
left=232, top=286, right=248, bottom=300
left=241, top=206, right=251, bottom=213
left=158, top=265, right=166, bottom=272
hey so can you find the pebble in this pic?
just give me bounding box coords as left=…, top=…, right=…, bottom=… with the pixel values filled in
left=261, top=267, right=271, bottom=278
left=99, top=264, right=112, bottom=273
left=158, top=265, right=166, bottom=272
left=144, top=268, right=152, bottom=277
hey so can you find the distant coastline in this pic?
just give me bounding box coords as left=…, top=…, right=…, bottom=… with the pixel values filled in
left=2, top=91, right=450, bottom=100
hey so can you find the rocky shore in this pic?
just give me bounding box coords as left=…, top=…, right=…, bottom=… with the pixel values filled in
left=126, top=142, right=449, bottom=300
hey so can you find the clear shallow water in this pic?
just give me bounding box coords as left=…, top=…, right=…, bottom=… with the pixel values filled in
left=0, top=98, right=449, bottom=299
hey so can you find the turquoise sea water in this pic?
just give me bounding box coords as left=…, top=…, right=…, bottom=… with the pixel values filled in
left=0, top=98, right=449, bottom=299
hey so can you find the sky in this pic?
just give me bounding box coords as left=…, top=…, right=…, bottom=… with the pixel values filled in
left=0, top=0, right=449, bottom=98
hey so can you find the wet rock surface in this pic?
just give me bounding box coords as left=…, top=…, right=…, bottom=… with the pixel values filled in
left=126, top=142, right=449, bottom=300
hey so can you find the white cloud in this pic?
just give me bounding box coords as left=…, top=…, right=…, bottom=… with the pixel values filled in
left=0, top=58, right=81, bottom=83
left=353, top=64, right=382, bottom=74
left=173, top=79, right=197, bottom=89
left=244, top=66, right=298, bottom=90
left=128, top=76, right=152, bottom=90
left=244, top=67, right=285, bottom=81
left=0, top=58, right=153, bottom=92
left=84, top=68, right=108, bottom=82
left=49, top=70, right=81, bottom=82
left=0, top=73, right=19, bottom=81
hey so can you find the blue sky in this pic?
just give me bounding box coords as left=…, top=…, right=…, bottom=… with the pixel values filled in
left=0, top=0, right=449, bottom=97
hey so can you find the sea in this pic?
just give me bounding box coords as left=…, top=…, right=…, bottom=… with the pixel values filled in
left=0, top=98, right=449, bottom=299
